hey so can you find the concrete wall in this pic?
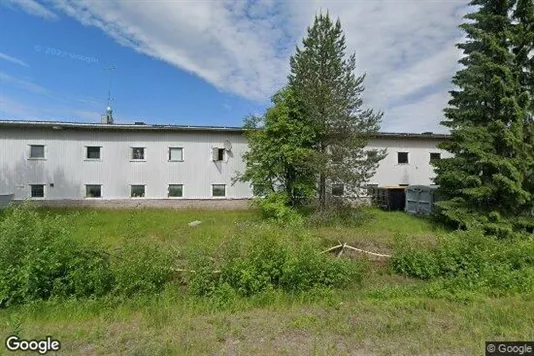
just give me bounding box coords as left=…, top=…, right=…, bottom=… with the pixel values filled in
left=0, top=125, right=450, bottom=204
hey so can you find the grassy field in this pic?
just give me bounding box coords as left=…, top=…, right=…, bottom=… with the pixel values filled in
left=1, top=208, right=532, bottom=355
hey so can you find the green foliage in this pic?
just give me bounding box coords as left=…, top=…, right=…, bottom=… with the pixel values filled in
left=433, top=0, right=534, bottom=234
left=235, top=87, right=317, bottom=207
left=0, top=204, right=175, bottom=307
left=253, top=192, right=304, bottom=225
left=305, top=201, right=374, bottom=228
left=392, top=229, right=534, bottom=295
left=112, top=240, right=175, bottom=297
left=0, top=204, right=114, bottom=307
left=188, top=228, right=365, bottom=297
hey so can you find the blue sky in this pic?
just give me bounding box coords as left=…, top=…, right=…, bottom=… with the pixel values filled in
left=0, top=0, right=469, bottom=132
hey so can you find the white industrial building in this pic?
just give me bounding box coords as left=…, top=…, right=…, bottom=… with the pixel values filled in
left=0, top=119, right=450, bottom=207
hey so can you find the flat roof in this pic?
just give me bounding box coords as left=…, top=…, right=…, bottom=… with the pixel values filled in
left=0, top=120, right=450, bottom=139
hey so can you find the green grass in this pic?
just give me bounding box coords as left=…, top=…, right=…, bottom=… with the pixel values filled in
left=1, top=207, right=532, bottom=355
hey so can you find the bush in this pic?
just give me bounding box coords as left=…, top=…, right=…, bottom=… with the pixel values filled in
left=189, top=227, right=365, bottom=297
left=112, top=240, right=175, bottom=296
left=391, top=229, right=534, bottom=295
left=253, top=193, right=303, bottom=225
left=0, top=204, right=113, bottom=307
left=0, top=204, right=176, bottom=308
left=306, top=200, right=374, bottom=228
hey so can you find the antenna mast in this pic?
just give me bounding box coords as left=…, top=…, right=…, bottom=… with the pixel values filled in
left=102, top=65, right=116, bottom=124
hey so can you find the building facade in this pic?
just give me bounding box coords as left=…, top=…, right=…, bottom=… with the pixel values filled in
left=0, top=120, right=450, bottom=207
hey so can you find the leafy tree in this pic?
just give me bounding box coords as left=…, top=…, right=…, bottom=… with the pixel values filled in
left=235, top=87, right=317, bottom=206
left=434, top=0, right=533, bottom=236
left=288, top=12, right=386, bottom=209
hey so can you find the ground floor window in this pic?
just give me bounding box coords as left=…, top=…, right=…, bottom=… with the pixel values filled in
left=30, top=184, right=44, bottom=198
left=332, top=183, right=344, bottom=197
left=86, top=185, right=102, bottom=198
left=168, top=184, right=183, bottom=197
left=212, top=184, right=226, bottom=197
left=131, top=185, right=145, bottom=198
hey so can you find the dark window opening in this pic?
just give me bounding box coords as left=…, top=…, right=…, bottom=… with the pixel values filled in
left=30, top=145, right=45, bottom=158
left=132, top=147, right=145, bottom=160
left=86, top=185, right=102, bottom=198
left=131, top=185, right=145, bottom=197
left=87, top=146, right=101, bottom=159
left=332, top=184, right=344, bottom=197
left=212, top=184, right=226, bottom=197
left=430, top=152, right=441, bottom=162
left=397, top=152, right=409, bottom=164
left=168, top=184, right=183, bottom=197
left=31, top=184, right=44, bottom=198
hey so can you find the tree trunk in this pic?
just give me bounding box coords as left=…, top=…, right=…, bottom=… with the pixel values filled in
left=319, top=173, right=326, bottom=210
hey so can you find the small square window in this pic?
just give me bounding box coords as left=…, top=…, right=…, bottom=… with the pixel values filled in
left=212, top=148, right=225, bottom=161
left=332, top=184, right=344, bottom=197
left=131, top=185, right=145, bottom=198
left=169, top=147, right=183, bottom=161
left=397, top=152, right=409, bottom=164
left=87, top=146, right=101, bottom=159
left=30, top=184, right=44, bottom=198
left=212, top=184, right=226, bottom=197
left=430, top=152, right=441, bottom=162
left=30, top=145, right=45, bottom=159
left=168, top=184, right=183, bottom=197
left=131, top=147, right=145, bottom=160
left=86, top=185, right=102, bottom=198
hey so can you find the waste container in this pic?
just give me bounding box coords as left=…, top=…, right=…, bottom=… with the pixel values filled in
left=405, top=185, right=439, bottom=215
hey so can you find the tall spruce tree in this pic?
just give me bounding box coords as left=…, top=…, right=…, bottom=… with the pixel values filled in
left=288, top=13, right=385, bottom=209
left=434, top=0, right=533, bottom=236
left=512, top=0, right=534, bottom=217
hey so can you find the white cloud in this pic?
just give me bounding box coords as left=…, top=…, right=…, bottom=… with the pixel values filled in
left=11, top=0, right=471, bottom=132
left=2, top=0, right=58, bottom=20
left=0, top=72, right=48, bottom=94
left=0, top=52, right=29, bottom=67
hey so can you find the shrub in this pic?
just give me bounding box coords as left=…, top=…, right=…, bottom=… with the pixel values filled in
left=306, top=201, right=374, bottom=228
left=189, top=228, right=366, bottom=297
left=0, top=204, right=177, bottom=308
left=0, top=204, right=113, bottom=307
left=253, top=193, right=303, bottom=225
left=112, top=240, right=175, bottom=296
left=391, top=229, right=534, bottom=295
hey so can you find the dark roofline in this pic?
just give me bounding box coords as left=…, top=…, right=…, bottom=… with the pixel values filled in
left=0, top=120, right=450, bottom=139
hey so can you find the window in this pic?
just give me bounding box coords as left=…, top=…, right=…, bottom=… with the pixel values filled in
left=212, top=148, right=225, bottom=161
left=29, top=145, right=45, bottom=159
left=86, top=146, right=101, bottom=160
left=397, top=152, right=409, bottom=164
left=212, top=184, right=226, bottom=197
left=332, top=184, right=344, bottom=197
left=430, top=152, right=441, bottom=162
left=169, top=147, right=183, bottom=161
left=131, top=147, right=145, bottom=160
left=86, top=185, right=102, bottom=198
left=30, top=184, right=44, bottom=198
left=131, top=185, right=145, bottom=198
left=168, top=184, right=183, bottom=197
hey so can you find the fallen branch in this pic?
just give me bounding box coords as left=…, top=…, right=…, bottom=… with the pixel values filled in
left=320, top=243, right=391, bottom=258
left=170, top=267, right=221, bottom=274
